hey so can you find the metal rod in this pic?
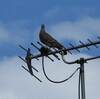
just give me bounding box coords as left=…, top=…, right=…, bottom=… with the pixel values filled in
left=88, top=39, right=98, bottom=48
left=31, top=42, right=54, bottom=61
left=32, top=74, right=42, bottom=82
left=37, top=41, right=60, bottom=60
left=19, top=45, right=28, bottom=52
left=47, top=56, right=54, bottom=62
left=30, top=40, right=100, bottom=59
left=31, top=43, right=40, bottom=50
left=37, top=41, right=44, bottom=47
left=22, top=66, right=30, bottom=73
left=22, top=66, right=42, bottom=82
left=18, top=56, right=39, bottom=72
left=80, top=58, right=86, bottom=99
left=18, top=56, right=26, bottom=63
left=85, top=55, right=100, bottom=61
left=19, top=45, right=39, bottom=60
left=79, top=41, right=90, bottom=50
left=69, top=43, right=80, bottom=52
left=63, top=46, right=72, bottom=54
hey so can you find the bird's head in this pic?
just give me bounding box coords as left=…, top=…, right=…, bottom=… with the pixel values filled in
left=41, top=24, right=45, bottom=29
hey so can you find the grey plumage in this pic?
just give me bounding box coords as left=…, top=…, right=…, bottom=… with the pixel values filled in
left=39, top=24, right=63, bottom=49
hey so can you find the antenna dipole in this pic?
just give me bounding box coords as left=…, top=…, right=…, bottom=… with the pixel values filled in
left=19, top=35, right=100, bottom=99
left=29, top=39, right=100, bottom=59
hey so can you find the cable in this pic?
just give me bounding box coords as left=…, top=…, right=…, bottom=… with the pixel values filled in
left=42, top=56, right=80, bottom=83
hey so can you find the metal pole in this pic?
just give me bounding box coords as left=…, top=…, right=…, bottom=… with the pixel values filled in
left=80, top=58, right=86, bottom=99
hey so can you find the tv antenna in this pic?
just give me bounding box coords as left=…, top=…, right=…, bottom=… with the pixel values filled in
left=19, top=26, right=100, bottom=99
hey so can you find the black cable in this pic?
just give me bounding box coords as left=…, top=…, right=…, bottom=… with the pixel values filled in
left=42, top=56, right=80, bottom=83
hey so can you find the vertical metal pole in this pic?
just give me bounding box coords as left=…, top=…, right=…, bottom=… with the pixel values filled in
left=80, top=58, right=86, bottom=99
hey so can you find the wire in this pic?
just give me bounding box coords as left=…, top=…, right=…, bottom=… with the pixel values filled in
left=42, top=56, right=80, bottom=83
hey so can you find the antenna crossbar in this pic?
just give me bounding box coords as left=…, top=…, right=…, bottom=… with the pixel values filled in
left=30, top=40, right=100, bottom=59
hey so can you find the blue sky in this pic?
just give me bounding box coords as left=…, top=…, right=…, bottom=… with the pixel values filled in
left=1, top=0, right=100, bottom=24
left=0, top=0, right=100, bottom=99
left=0, top=0, right=100, bottom=58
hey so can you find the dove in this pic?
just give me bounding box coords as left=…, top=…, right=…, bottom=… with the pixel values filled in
left=39, top=24, right=64, bottom=49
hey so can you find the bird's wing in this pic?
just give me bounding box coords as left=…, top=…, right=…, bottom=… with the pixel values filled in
left=41, top=32, right=56, bottom=43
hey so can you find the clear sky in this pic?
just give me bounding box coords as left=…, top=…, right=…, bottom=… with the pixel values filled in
left=0, top=0, right=100, bottom=99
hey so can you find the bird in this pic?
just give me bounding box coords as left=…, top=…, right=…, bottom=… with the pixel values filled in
left=39, top=24, right=67, bottom=55
left=39, top=24, right=64, bottom=50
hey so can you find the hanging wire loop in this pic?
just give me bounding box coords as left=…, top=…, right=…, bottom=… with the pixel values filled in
left=42, top=56, right=80, bottom=83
